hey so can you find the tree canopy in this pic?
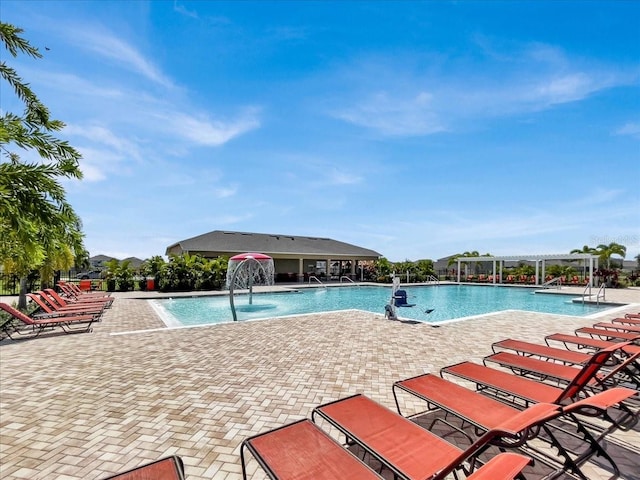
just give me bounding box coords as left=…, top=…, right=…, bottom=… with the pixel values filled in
left=0, top=22, right=86, bottom=306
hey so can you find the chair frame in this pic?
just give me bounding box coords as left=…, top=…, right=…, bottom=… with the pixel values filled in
left=0, top=302, right=94, bottom=340
left=101, top=455, right=185, bottom=480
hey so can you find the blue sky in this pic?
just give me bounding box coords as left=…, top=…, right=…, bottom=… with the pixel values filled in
left=2, top=1, right=639, bottom=263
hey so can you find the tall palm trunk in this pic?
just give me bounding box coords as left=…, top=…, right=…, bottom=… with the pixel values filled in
left=18, top=276, right=28, bottom=310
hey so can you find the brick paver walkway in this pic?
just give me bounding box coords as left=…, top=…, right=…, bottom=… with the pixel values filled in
left=1, top=286, right=639, bottom=479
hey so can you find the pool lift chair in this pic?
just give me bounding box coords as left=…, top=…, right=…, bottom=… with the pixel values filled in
left=385, top=277, right=416, bottom=320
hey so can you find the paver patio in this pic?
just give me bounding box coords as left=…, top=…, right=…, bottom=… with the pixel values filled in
left=1, top=286, right=639, bottom=479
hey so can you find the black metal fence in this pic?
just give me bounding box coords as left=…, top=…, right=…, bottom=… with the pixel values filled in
left=0, top=271, right=105, bottom=296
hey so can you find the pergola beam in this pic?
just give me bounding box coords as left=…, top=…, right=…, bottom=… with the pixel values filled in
left=455, top=254, right=599, bottom=286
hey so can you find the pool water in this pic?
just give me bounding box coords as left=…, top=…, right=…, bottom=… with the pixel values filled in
left=151, top=285, right=614, bottom=327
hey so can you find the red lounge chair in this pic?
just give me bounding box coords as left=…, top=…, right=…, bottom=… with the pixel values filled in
left=102, top=455, right=185, bottom=480
left=0, top=302, right=95, bottom=339
left=27, top=292, right=104, bottom=318
left=545, top=333, right=640, bottom=357
left=46, top=287, right=112, bottom=309
left=505, top=275, right=515, bottom=283
left=575, top=326, right=640, bottom=343
left=58, top=281, right=112, bottom=300
left=626, top=313, right=640, bottom=319
left=441, top=342, right=628, bottom=406
left=241, top=418, right=530, bottom=480
left=592, top=321, right=640, bottom=334
left=492, top=338, right=592, bottom=365
left=241, top=419, right=382, bottom=479
left=311, top=393, right=534, bottom=480
left=483, top=350, right=640, bottom=391
left=614, top=316, right=640, bottom=326
left=392, top=374, right=637, bottom=479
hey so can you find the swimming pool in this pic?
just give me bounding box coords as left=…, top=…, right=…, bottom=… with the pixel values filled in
left=151, top=285, right=615, bottom=327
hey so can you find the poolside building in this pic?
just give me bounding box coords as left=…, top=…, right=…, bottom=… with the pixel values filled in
left=166, top=230, right=382, bottom=282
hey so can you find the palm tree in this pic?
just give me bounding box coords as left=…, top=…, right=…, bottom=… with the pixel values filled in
left=570, top=245, right=596, bottom=279
left=1, top=22, right=84, bottom=308
left=596, top=242, right=626, bottom=270
left=448, top=251, right=481, bottom=276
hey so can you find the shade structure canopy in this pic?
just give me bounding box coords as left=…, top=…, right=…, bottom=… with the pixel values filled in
left=453, top=253, right=599, bottom=287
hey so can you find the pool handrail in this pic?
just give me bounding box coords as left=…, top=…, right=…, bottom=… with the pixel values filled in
left=308, top=275, right=327, bottom=288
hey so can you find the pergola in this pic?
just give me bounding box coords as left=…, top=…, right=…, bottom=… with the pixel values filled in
left=455, top=254, right=599, bottom=287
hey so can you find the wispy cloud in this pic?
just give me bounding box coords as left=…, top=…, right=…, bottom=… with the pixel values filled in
left=67, top=27, right=174, bottom=88
left=162, top=108, right=261, bottom=146
left=173, top=0, right=198, bottom=19
left=330, top=43, right=637, bottom=136
left=213, top=185, right=238, bottom=198
left=615, top=122, right=640, bottom=139
left=334, top=91, right=446, bottom=136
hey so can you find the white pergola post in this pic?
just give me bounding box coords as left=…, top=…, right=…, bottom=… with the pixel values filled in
left=535, top=261, right=539, bottom=285
left=541, top=259, right=546, bottom=284
left=492, top=260, right=496, bottom=284
left=457, top=259, right=461, bottom=283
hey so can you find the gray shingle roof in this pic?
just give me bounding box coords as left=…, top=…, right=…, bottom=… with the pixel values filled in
left=166, top=230, right=382, bottom=258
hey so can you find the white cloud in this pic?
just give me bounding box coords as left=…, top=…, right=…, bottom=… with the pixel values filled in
left=68, top=27, right=174, bottom=89
left=213, top=185, right=238, bottom=198
left=615, top=122, right=640, bottom=139
left=334, top=90, right=446, bottom=136
left=173, top=0, right=198, bottom=19
left=330, top=43, right=637, bottom=136
left=163, top=108, right=261, bottom=146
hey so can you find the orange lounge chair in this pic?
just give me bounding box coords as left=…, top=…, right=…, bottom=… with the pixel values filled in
left=575, top=326, right=640, bottom=343
left=102, top=455, right=185, bottom=480
left=241, top=417, right=530, bottom=480
left=592, top=321, right=640, bottom=334
left=241, top=418, right=382, bottom=479
left=58, top=281, right=112, bottom=300
left=46, top=287, right=113, bottom=309
left=492, top=338, right=592, bottom=365
left=392, top=374, right=637, bottom=479
left=545, top=333, right=640, bottom=356
left=482, top=349, right=640, bottom=391
left=0, top=302, right=95, bottom=339
left=441, top=342, right=628, bottom=406
left=311, top=393, right=535, bottom=480
left=614, top=316, right=640, bottom=326
left=27, top=292, right=104, bottom=318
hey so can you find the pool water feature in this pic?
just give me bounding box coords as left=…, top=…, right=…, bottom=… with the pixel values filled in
left=151, top=285, right=615, bottom=327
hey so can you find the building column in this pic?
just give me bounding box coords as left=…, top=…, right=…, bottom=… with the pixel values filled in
left=298, top=258, right=304, bottom=283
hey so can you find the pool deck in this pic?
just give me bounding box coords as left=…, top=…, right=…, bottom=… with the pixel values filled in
left=1, top=285, right=639, bottom=479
